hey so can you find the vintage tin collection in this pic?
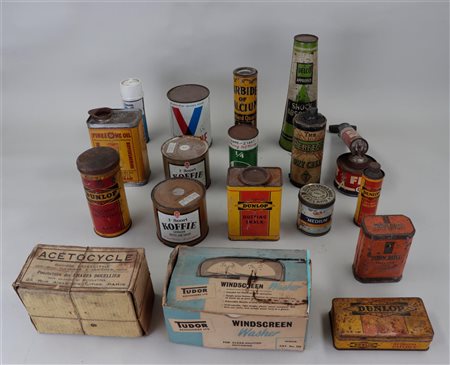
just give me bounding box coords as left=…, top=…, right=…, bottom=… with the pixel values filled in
left=151, top=178, right=208, bottom=247
left=76, top=147, right=131, bottom=238
left=297, top=183, right=335, bottom=236
left=354, top=162, right=385, bottom=226
left=167, top=84, right=212, bottom=146
left=228, top=124, right=258, bottom=167
left=163, top=246, right=311, bottom=351
left=233, top=67, right=257, bottom=126
left=353, top=215, right=415, bottom=283
left=13, top=244, right=154, bottom=337
left=290, top=108, right=327, bottom=187
left=161, top=136, right=210, bottom=188
left=120, top=78, right=150, bottom=142
left=87, top=107, right=151, bottom=185
left=227, top=167, right=282, bottom=241
left=330, top=297, right=434, bottom=350
left=279, top=34, right=318, bottom=151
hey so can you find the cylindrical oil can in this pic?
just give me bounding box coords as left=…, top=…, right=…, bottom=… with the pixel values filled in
left=353, top=215, right=415, bottom=283
left=86, top=107, right=151, bottom=186
left=233, top=67, right=257, bottom=126
left=227, top=167, right=282, bottom=241
left=228, top=124, right=258, bottom=167
left=297, top=183, right=335, bottom=236
left=279, top=34, right=318, bottom=151
left=76, top=147, right=131, bottom=237
left=354, top=162, right=384, bottom=226
left=167, top=84, right=212, bottom=146
left=161, top=136, right=210, bottom=188
left=151, top=178, right=208, bottom=247
left=290, top=108, right=327, bottom=187
left=334, top=153, right=376, bottom=197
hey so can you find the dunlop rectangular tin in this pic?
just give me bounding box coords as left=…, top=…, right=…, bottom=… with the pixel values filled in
left=330, top=297, right=434, bottom=350
left=163, top=246, right=311, bottom=351
left=87, top=107, right=151, bottom=186
left=233, top=67, right=257, bottom=126
left=353, top=215, right=415, bottom=282
left=227, top=167, right=282, bottom=241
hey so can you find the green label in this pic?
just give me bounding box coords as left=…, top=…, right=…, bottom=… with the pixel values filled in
left=296, top=63, right=313, bottom=85
left=229, top=146, right=257, bottom=167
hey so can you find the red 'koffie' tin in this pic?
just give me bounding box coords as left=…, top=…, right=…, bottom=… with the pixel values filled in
left=353, top=215, right=415, bottom=283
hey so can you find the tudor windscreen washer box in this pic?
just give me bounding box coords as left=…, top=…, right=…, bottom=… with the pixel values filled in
left=162, top=246, right=311, bottom=351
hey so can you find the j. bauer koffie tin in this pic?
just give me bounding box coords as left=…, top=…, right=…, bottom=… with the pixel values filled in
left=330, top=297, right=434, bottom=350
left=227, top=167, right=282, bottom=241
left=87, top=107, right=151, bottom=186
left=76, top=147, right=131, bottom=237
left=233, top=67, right=257, bottom=126
left=353, top=215, right=415, bottom=283
left=151, top=178, right=208, bottom=247
left=161, top=136, right=211, bottom=188
left=228, top=124, right=258, bottom=167
left=297, top=183, right=335, bottom=236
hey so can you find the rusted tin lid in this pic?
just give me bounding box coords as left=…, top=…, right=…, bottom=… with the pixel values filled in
left=227, top=167, right=282, bottom=187
left=151, top=178, right=205, bottom=212
left=161, top=136, right=208, bottom=161
left=361, top=215, right=415, bottom=239
left=167, top=84, right=210, bottom=103
left=228, top=124, right=259, bottom=141
left=87, top=108, right=141, bottom=128
left=238, top=167, right=270, bottom=186
left=294, top=34, right=318, bottom=43
left=299, top=183, right=335, bottom=209
left=76, top=147, right=120, bottom=175
left=233, top=67, right=257, bottom=77
left=293, top=107, right=327, bottom=131
left=364, top=162, right=385, bottom=180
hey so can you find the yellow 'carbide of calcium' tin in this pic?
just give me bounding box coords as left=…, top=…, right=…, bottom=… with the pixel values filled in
left=227, top=167, right=282, bottom=241
left=87, top=108, right=151, bottom=186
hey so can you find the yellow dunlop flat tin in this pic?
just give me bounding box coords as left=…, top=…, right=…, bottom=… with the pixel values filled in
left=330, top=297, right=434, bottom=350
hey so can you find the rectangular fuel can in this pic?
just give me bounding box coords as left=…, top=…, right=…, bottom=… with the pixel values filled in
left=330, top=297, right=434, bottom=350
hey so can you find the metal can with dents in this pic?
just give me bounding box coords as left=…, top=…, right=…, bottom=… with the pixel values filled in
left=151, top=178, right=208, bottom=247
left=161, top=136, right=210, bottom=188
left=297, top=183, right=335, bottom=236
left=279, top=34, right=318, bottom=151
left=228, top=124, right=258, bottom=167
left=354, top=162, right=384, bottom=226
left=233, top=67, right=257, bottom=126
left=290, top=108, right=327, bottom=187
left=76, top=146, right=131, bottom=237
left=353, top=215, right=415, bottom=283
left=227, top=167, right=282, bottom=241
left=87, top=107, right=151, bottom=186
left=167, top=84, right=212, bottom=146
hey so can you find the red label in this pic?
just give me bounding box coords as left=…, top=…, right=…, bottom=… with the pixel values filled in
left=335, top=165, right=362, bottom=195
left=355, top=177, right=383, bottom=226
left=239, top=191, right=271, bottom=236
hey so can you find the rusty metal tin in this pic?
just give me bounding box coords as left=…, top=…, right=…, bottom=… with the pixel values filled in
left=233, top=67, right=257, bottom=126
left=353, top=215, right=415, bottom=283
left=76, top=147, right=132, bottom=237
left=228, top=124, right=258, bottom=167
left=87, top=107, right=151, bottom=186
left=330, top=297, right=434, bottom=350
left=161, top=136, right=210, bottom=188
left=151, top=178, right=208, bottom=247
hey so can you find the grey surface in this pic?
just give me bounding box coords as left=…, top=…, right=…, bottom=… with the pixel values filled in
left=2, top=2, right=449, bottom=364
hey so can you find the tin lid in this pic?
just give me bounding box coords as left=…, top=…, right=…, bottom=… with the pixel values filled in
left=87, top=107, right=141, bottom=128
left=361, top=215, right=415, bottom=239
left=76, top=146, right=120, bottom=175
left=228, top=124, right=259, bottom=141
left=227, top=167, right=282, bottom=187
left=233, top=67, right=258, bottom=77
left=161, top=136, right=209, bottom=161
left=151, top=178, right=205, bottom=212
left=364, top=162, right=384, bottom=180
left=293, top=107, right=327, bottom=131
left=238, top=167, right=270, bottom=186
left=167, top=84, right=210, bottom=103
left=120, top=78, right=144, bottom=101
left=299, top=183, right=335, bottom=209
left=294, top=34, right=318, bottom=43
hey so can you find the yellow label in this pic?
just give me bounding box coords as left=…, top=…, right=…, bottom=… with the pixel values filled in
left=333, top=337, right=431, bottom=350
left=234, top=75, right=257, bottom=124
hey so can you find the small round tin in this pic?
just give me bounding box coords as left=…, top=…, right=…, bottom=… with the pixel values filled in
left=228, top=124, right=258, bottom=167
left=297, top=183, right=335, bottom=236
left=161, top=136, right=210, bottom=188
left=334, top=153, right=376, bottom=197
left=151, top=178, right=208, bottom=247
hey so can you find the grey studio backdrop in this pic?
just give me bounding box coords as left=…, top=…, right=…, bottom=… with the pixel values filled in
left=2, top=2, right=449, bottom=364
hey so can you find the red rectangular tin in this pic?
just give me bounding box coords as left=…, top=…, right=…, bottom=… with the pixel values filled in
left=353, top=215, right=415, bottom=283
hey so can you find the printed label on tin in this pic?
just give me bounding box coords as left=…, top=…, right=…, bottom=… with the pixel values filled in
left=298, top=205, right=333, bottom=235
left=229, top=137, right=258, bottom=167
left=158, top=210, right=201, bottom=243
left=229, top=137, right=258, bottom=151
left=166, top=142, right=177, bottom=154
left=178, top=192, right=201, bottom=207
left=169, top=318, right=215, bottom=332
left=234, top=76, right=257, bottom=125
left=238, top=190, right=272, bottom=237
left=169, top=160, right=206, bottom=186
left=334, top=165, right=362, bottom=195
left=296, top=63, right=313, bottom=84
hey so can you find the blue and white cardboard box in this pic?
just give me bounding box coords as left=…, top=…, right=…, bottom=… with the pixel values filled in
left=162, top=246, right=311, bottom=351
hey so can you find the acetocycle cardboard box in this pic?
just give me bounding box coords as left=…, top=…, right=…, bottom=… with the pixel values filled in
left=13, top=244, right=154, bottom=337
left=162, top=246, right=311, bottom=351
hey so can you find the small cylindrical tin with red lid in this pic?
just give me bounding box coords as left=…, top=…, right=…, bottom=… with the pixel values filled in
left=76, top=146, right=132, bottom=237
left=353, top=215, right=415, bottom=283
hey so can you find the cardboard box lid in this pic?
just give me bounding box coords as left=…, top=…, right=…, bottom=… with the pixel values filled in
left=163, top=246, right=310, bottom=317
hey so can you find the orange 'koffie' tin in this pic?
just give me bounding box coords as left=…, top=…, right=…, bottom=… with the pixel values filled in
left=353, top=215, right=415, bottom=283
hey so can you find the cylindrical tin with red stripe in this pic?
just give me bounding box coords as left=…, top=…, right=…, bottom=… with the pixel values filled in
left=76, top=147, right=131, bottom=237
left=354, top=162, right=384, bottom=226
left=334, top=153, right=376, bottom=197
